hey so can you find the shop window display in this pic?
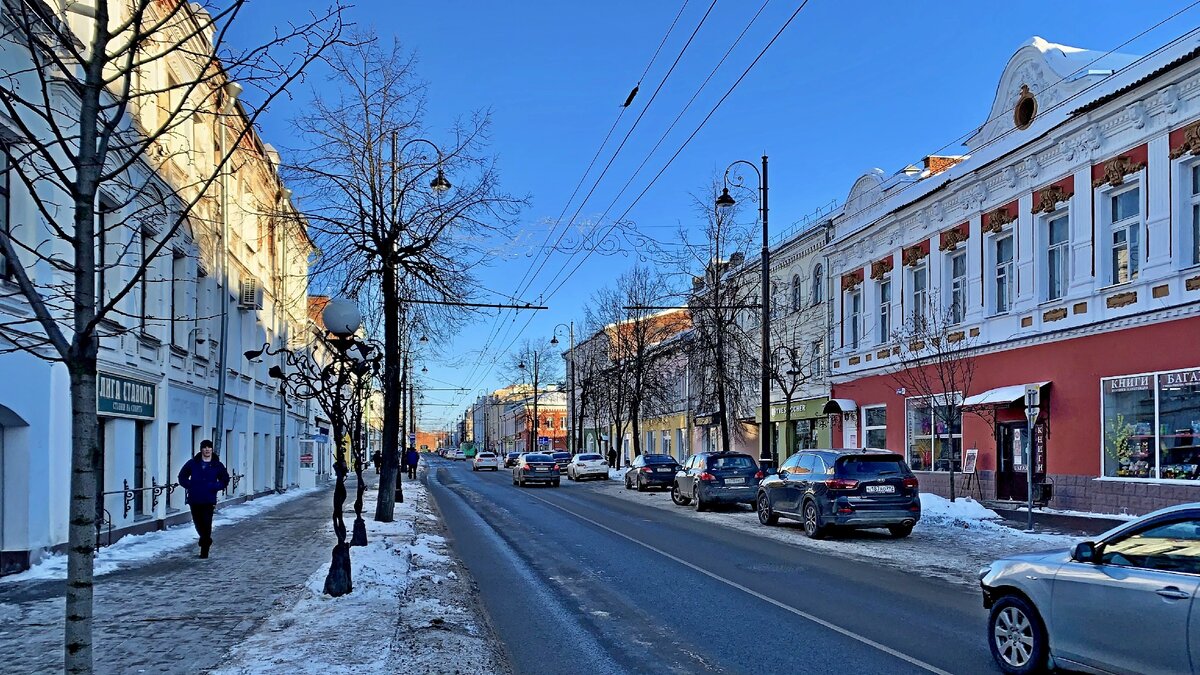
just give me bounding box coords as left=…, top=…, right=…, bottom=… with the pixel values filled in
left=906, top=396, right=961, bottom=472
left=1102, top=369, right=1200, bottom=481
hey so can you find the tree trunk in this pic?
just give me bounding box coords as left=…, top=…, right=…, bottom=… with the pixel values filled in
left=374, top=261, right=401, bottom=521
left=630, top=399, right=641, bottom=458
left=65, top=364, right=99, bottom=674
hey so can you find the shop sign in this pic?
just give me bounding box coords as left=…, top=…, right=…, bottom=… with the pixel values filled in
left=1160, top=368, right=1200, bottom=390
left=1105, top=375, right=1151, bottom=394
left=97, top=372, right=156, bottom=419
left=694, top=414, right=716, bottom=426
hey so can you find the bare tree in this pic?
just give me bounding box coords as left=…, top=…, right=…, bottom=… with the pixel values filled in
left=570, top=317, right=608, bottom=455
left=288, top=34, right=523, bottom=522
left=765, top=320, right=822, bottom=464
left=504, top=338, right=562, bottom=451
left=617, top=264, right=686, bottom=458
left=0, top=3, right=342, bottom=671
left=887, top=298, right=978, bottom=501
left=585, top=284, right=634, bottom=466
left=675, top=187, right=759, bottom=453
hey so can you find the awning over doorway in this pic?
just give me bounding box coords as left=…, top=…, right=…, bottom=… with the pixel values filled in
left=961, top=382, right=1050, bottom=407
left=821, top=398, right=858, bottom=415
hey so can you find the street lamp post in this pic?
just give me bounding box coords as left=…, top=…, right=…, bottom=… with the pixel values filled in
left=243, top=297, right=379, bottom=597
left=716, top=155, right=771, bottom=467
left=518, top=352, right=539, bottom=452
left=551, top=322, right=575, bottom=455
left=213, top=80, right=242, bottom=470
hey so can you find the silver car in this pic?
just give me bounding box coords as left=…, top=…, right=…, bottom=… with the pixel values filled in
left=980, top=504, right=1200, bottom=674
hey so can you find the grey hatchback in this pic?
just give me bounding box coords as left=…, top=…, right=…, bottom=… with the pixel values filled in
left=670, top=451, right=762, bottom=511
left=755, top=450, right=920, bottom=538
left=512, top=453, right=560, bottom=487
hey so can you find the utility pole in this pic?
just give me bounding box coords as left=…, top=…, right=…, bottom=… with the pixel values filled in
left=213, top=82, right=242, bottom=468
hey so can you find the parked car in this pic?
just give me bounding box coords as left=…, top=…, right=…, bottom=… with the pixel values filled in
left=670, top=451, right=761, bottom=511
left=755, top=449, right=921, bottom=539
left=504, top=452, right=522, bottom=468
left=450, top=448, right=466, bottom=461
left=512, top=453, right=560, bottom=487
left=624, top=454, right=680, bottom=491
left=550, top=452, right=572, bottom=474
left=472, top=452, right=500, bottom=471
left=567, top=453, right=608, bottom=481
left=980, top=504, right=1200, bottom=675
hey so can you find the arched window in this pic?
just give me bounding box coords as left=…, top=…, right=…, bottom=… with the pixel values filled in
left=791, top=274, right=802, bottom=311
left=811, top=264, right=824, bottom=305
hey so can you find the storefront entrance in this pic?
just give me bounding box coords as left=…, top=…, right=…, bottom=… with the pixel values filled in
left=995, top=421, right=1045, bottom=502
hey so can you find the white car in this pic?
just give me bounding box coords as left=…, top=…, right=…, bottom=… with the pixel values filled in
left=567, top=453, right=609, bottom=481
left=472, top=452, right=500, bottom=471
left=450, top=448, right=466, bottom=461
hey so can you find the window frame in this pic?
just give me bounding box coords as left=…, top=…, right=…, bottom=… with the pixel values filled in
left=948, top=249, right=966, bottom=325
left=1043, top=209, right=1070, bottom=302
left=862, top=404, right=888, bottom=450
left=811, top=264, right=823, bottom=305
left=0, top=144, right=11, bottom=281
left=904, top=393, right=963, bottom=473
left=909, top=259, right=928, bottom=327
left=877, top=277, right=892, bottom=344
left=811, top=340, right=822, bottom=378
left=1101, top=366, right=1200, bottom=484
left=791, top=273, right=802, bottom=312
left=1186, top=162, right=1200, bottom=267
left=993, top=233, right=1014, bottom=315
left=1105, top=182, right=1142, bottom=286
left=846, top=287, right=862, bottom=349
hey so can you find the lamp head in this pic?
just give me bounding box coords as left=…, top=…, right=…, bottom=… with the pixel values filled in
left=430, top=168, right=451, bottom=193
left=268, top=365, right=284, bottom=380
left=419, top=334, right=429, bottom=343
left=322, top=297, right=361, bottom=338
left=244, top=347, right=265, bottom=362
left=715, top=187, right=736, bottom=210
left=550, top=336, right=559, bottom=345
left=518, top=361, right=526, bottom=371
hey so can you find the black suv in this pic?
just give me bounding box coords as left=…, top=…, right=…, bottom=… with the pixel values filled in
left=624, top=454, right=680, bottom=491
left=671, top=451, right=762, bottom=511
left=755, top=449, right=920, bottom=538
left=504, top=452, right=521, bottom=468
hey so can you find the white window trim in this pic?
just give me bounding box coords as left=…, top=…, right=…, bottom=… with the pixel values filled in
left=989, top=232, right=1014, bottom=316
left=862, top=404, right=887, bottom=450
left=947, top=249, right=967, bottom=325
left=904, top=392, right=963, bottom=473
left=877, top=276, right=892, bottom=345
left=1182, top=160, right=1200, bottom=269
left=1040, top=208, right=1071, bottom=303
left=908, top=260, right=928, bottom=325
left=1099, top=365, right=1200, bottom=484
left=1098, top=177, right=1144, bottom=287
left=846, top=288, right=862, bottom=349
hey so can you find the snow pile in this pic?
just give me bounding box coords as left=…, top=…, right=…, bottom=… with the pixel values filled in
left=0, top=487, right=320, bottom=584
left=919, top=493, right=1005, bottom=531
left=213, top=477, right=506, bottom=674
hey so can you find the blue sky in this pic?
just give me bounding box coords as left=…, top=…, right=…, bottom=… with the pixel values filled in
left=241, top=1, right=1198, bottom=429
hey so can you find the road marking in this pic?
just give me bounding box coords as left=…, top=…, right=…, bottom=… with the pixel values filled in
left=520, top=490, right=954, bottom=675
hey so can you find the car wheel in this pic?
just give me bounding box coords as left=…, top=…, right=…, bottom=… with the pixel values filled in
left=552, top=479, right=560, bottom=487
left=636, top=477, right=646, bottom=492
left=472, top=466, right=477, bottom=472
left=692, top=487, right=707, bottom=512
left=802, top=500, right=827, bottom=539
left=888, top=523, right=914, bottom=538
left=757, top=494, right=779, bottom=526
left=512, top=475, right=517, bottom=486
left=988, top=594, right=1048, bottom=675
left=624, top=476, right=632, bottom=490
left=670, top=484, right=691, bottom=506
left=519, top=476, right=526, bottom=487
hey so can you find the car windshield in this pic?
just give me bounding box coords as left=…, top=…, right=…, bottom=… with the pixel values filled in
left=577, top=454, right=603, bottom=461
left=708, top=454, right=756, bottom=469
left=478, top=453, right=495, bottom=458
left=523, top=454, right=552, bottom=462
left=552, top=453, right=570, bottom=460
left=837, top=456, right=908, bottom=478
left=644, top=455, right=677, bottom=464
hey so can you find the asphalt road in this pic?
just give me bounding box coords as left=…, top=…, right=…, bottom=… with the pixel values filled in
left=423, top=455, right=1001, bottom=675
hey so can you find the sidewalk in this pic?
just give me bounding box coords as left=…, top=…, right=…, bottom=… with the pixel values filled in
left=0, top=486, right=330, bottom=674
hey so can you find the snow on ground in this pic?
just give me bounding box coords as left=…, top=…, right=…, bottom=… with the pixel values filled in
left=213, top=477, right=507, bottom=675
left=589, top=480, right=1077, bottom=588
left=0, top=487, right=320, bottom=584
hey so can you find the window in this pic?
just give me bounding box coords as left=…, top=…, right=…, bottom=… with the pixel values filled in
left=863, top=405, right=887, bottom=449
left=1103, top=368, right=1200, bottom=481
left=1109, top=186, right=1140, bottom=285
left=877, top=278, right=891, bottom=344
left=905, top=395, right=961, bottom=472
left=846, top=289, right=862, bottom=349
left=171, top=253, right=187, bottom=346
left=1100, top=518, right=1200, bottom=574
left=910, top=260, right=928, bottom=326
left=0, top=145, right=10, bottom=280
left=1046, top=212, right=1069, bottom=301
left=791, top=419, right=817, bottom=451
left=994, top=235, right=1013, bottom=314
left=771, top=280, right=780, bottom=315
left=1190, top=165, right=1200, bottom=265
left=96, top=199, right=116, bottom=306
left=791, top=274, right=802, bottom=311
left=811, top=340, right=822, bottom=378
left=137, top=229, right=149, bottom=331
left=949, top=251, right=966, bottom=325
left=811, top=264, right=823, bottom=305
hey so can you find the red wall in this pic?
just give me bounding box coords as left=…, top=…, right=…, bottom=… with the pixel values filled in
left=831, top=315, right=1200, bottom=477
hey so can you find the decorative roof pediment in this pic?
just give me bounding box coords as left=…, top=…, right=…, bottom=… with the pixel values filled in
left=844, top=169, right=885, bottom=217
left=965, top=37, right=1139, bottom=152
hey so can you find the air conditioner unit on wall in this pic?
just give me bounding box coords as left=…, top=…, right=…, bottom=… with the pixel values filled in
left=238, top=278, right=263, bottom=310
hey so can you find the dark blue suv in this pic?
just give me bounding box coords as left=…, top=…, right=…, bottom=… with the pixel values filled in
left=755, top=449, right=920, bottom=538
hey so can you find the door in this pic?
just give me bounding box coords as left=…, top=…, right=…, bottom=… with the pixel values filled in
left=678, top=455, right=698, bottom=494
left=772, top=453, right=804, bottom=513
left=996, top=422, right=1046, bottom=502
left=1052, top=516, right=1200, bottom=673
left=778, top=454, right=812, bottom=513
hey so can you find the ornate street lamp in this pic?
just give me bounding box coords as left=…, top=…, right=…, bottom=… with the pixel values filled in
left=243, top=297, right=380, bottom=597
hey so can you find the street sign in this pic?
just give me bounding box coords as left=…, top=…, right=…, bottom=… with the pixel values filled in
left=409, top=433, right=416, bottom=444
left=1022, top=384, right=1040, bottom=533
left=537, top=436, right=550, bottom=446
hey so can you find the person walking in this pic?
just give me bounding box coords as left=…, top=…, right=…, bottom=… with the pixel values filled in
left=371, top=450, right=382, bottom=474
left=405, top=446, right=419, bottom=479
left=177, top=439, right=230, bottom=559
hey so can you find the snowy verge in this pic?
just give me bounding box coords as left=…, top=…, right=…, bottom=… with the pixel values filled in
left=587, top=480, right=1076, bottom=587
left=0, top=487, right=320, bottom=583
left=212, top=476, right=507, bottom=674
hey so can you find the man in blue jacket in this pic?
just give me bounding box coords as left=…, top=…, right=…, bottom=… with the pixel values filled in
left=178, top=439, right=230, bottom=558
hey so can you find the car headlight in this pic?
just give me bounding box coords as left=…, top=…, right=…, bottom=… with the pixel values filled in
left=978, top=566, right=991, bottom=582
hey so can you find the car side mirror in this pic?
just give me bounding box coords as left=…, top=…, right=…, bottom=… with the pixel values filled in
left=764, top=467, right=777, bottom=476
left=1072, top=541, right=1097, bottom=563
left=776, top=468, right=787, bottom=478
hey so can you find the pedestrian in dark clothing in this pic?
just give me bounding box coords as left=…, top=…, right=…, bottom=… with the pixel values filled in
left=607, top=447, right=617, bottom=469
left=178, top=439, right=230, bottom=559
left=405, top=447, right=419, bottom=479
left=371, top=450, right=383, bottom=474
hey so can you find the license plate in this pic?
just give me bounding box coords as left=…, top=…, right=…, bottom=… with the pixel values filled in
left=865, top=484, right=895, bottom=494
left=535, top=468, right=549, bottom=472
left=657, top=468, right=673, bottom=473
left=725, top=477, right=745, bottom=485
